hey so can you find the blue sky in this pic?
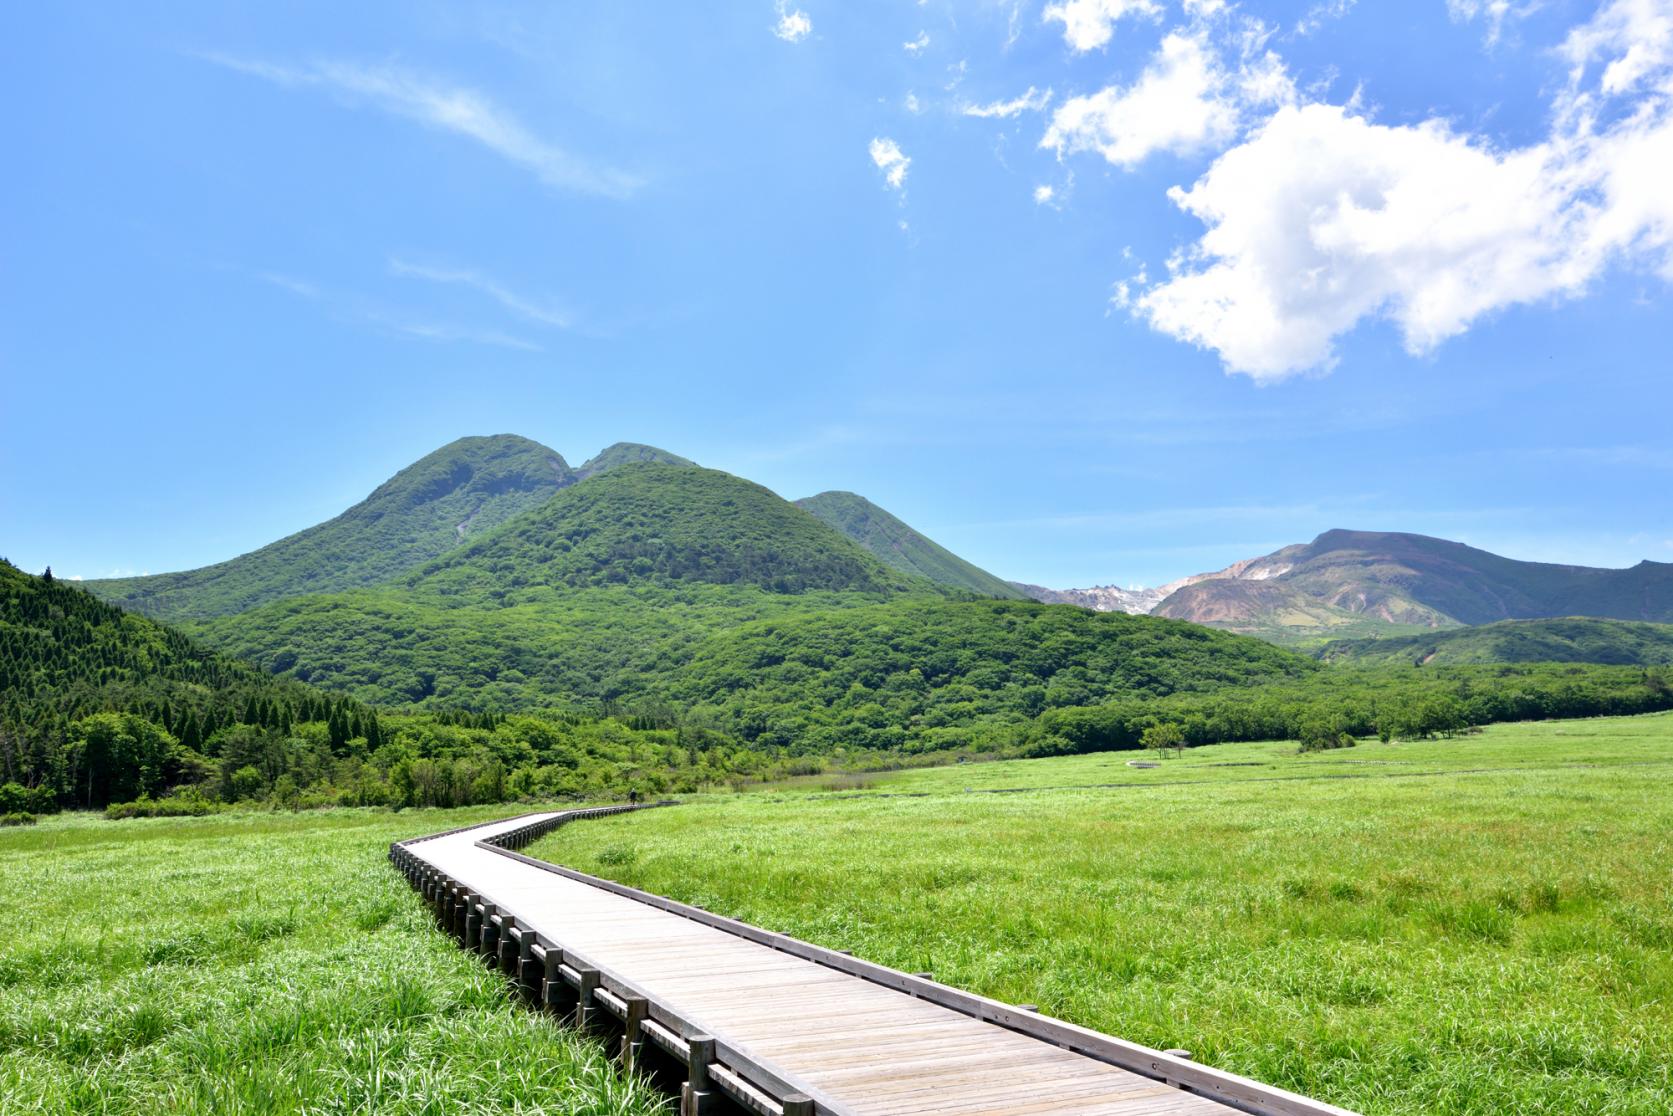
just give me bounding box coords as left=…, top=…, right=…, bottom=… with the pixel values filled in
left=3, top=0, right=1669, bottom=589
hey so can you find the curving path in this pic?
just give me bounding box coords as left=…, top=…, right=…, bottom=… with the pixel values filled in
left=393, top=808, right=1359, bottom=1116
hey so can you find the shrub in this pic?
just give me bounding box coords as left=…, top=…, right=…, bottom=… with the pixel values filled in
left=105, top=788, right=226, bottom=820
left=0, top=812, right=37, bottom=827
left=0, top=782, right=57, bottom=815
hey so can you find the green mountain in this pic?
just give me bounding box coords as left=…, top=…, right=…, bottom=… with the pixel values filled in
left=1152, top=529, right=1673, bottom=644
left=1318, top=617, right=1673, bottom=667
left=0, top=560, right=365, bottom=806
left=575, top=441, right=696, bottom=480
left=414, top=465, right=919, bottom=596
left=664, top=598, right=1316, bottom=751
left=795, top=491, right=1027, bottom=599
left=86, top=434, right=573, bottom=621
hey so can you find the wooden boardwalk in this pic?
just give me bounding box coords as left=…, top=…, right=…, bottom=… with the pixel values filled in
left=392, top=808, right=1359, bottom=1116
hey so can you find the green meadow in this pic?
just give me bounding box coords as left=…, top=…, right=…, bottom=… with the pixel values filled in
left=0, top=808, right=664, bottom=1116
left=530, top=713, right=1673, bottom=1116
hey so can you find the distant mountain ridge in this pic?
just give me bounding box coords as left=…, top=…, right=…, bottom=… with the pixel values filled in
left=1006, top=583, right=1170, bottom=614
left=1019, top=529, right=1673, bottom=648
left=796, top=492, right=1026, bottom=599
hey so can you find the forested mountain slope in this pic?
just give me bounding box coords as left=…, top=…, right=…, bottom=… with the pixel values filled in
left=1318, top=617, right=1673, bottom=666
left=0, top=560, right=371, bottom=806
left=795, top=491, right=1026, bottom=599
left=412, top=465, right=921, bottom=596
left=86, top=434, right=574, bottom=620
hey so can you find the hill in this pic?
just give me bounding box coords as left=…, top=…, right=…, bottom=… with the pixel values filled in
left=85, top=434, right=573, bottom=621
left=664, top=598, right=1318, bottom=752
left=413, top=465, right=921, bottom=597
left=1318, top=617, right=1673, bottom=666
left=795, top=491, right=1026, bottom=599
left=0, top=560, right=366, bottom=806
left=1150, top=529, right=1673, bottom=643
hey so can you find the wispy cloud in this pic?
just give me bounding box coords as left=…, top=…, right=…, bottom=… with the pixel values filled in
left=963, top=86, right=1053, bottom=119
left=389, top=258, right=572, bottom=328
left=869, top=137, right=911, bottom=191
left=255, top=269, right=542, bottom=352
left=372, top=316, right=543, bottom=352
left=773, top=2, right=812, bottom=42
left=199, top=53, right=640, bottom=198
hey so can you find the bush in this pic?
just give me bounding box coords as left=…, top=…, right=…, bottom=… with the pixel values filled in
left=0, top=782, right=57, bottom=815
left=0, top=812, right=37, bottom=827
left=1298, top=718, right=1355, bottom=753
left=106, top=788, right=226, bottom=820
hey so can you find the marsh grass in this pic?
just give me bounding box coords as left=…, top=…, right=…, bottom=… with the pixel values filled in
left=530, top=714, right=1673, bottom=1116
left=0, top=807, right=667, bottom=1116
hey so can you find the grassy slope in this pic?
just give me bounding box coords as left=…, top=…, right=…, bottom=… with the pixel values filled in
left=85, top=435, right=573, bottom=621
left=1318, top=617, right=1673, bottom=667
left=529, top=713, right=1673, bottom=1116
left=794, top=491, right=1027, bottom=600
left=0, top=806, right=663, bottom=1115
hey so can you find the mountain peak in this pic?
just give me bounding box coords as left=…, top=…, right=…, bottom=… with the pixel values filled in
left=575, top=442, right=696, bottom=481
left=85, top=434, right=575, bottom=620
left=416, top=464, right=918, bottom=595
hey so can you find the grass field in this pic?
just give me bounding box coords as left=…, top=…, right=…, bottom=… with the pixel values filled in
left=529, top=713, right=1673, bottom=1116
left=0, top=807, right=665, bottom=1116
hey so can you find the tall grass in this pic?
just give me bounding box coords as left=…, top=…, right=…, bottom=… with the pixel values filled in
left=530, top=713, right=1673, bottom=1116
left=0, top=807, right=667, bottom=1116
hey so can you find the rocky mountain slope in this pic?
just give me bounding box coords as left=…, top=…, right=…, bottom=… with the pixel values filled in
left=1021, top=529, right=1673, bottom=648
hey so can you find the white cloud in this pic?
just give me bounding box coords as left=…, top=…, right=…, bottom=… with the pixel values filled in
left=1182, top=0, right=1228, bottom=16
left=964, top=86, right=1053, bottom=118
left=1295, top=0, right=1357, bottom=36
left=201, top=55, right=639, bottom=197
left=904, top=91, right=924, bottom=114
left=1034, top=184, right=1056, bottom=204
left=773, top=2, right=813, bottom=42
left=1129, top=0, right=1673, bottom=380
left=905, top=31, right=930, bottom=54
left=1558, top=0, right=1673, bottom=99
left=1446, top=0, right=1531, bottom=46
left=389, top=259, right=572, bottom=328
left=869, top=137, right=911, bottom=190
left=1042, top=33, right=1288, bottom=167
left=1042, top=0, right=1162, bottom=52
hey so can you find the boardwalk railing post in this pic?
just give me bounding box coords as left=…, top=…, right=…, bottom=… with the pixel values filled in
left=517, top=931, right=539, bottom=1000
left=498, top=919, right=519, bottom=976
left=463, top=895, right=481, bottom=950
left=479, top=903, right=499, bottom=961
left=542, top=947, right=569, bottom=1014
left=681, top=1035, right=717, bottom=1116
left=575, top=968, right=602, bottom=1030
left=621, top=996, right=649, bottom=1071
left=782, top=1094, right=814, bottom=1116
